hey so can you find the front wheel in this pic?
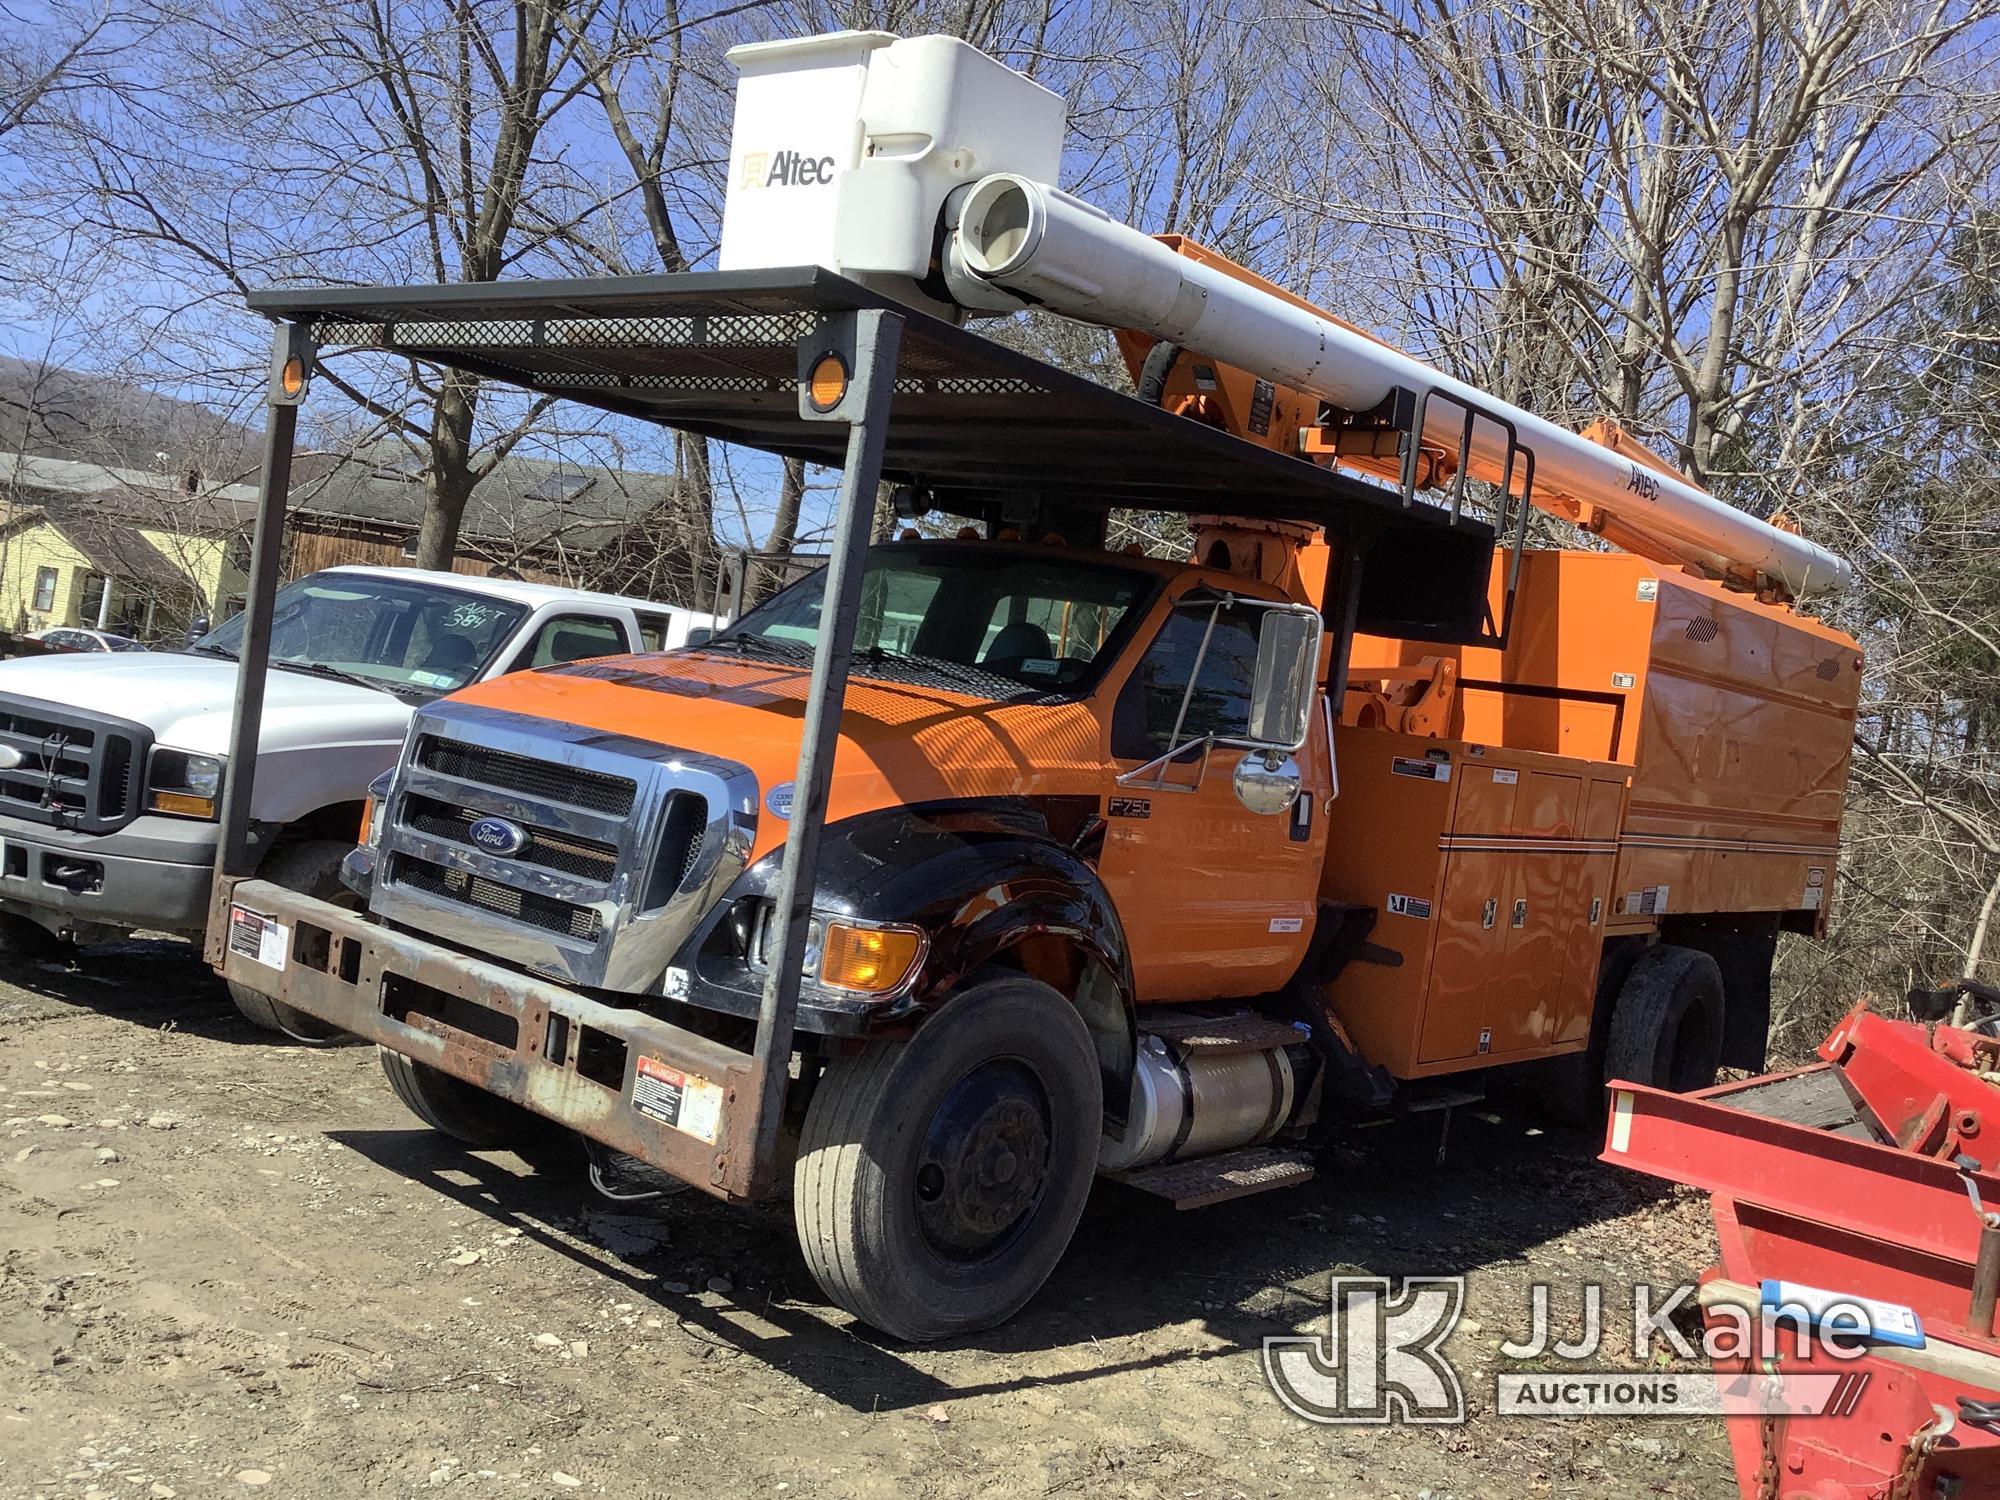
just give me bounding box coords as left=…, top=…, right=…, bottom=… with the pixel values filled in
left=793, top=974, right=1102, bottom=1341
left=226, top=839, right=356, bottom=1045
left=379, top=1049, right=549, bottom=1147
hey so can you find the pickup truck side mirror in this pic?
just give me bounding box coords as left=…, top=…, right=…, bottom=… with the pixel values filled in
left=1246, top=605, right=1322, bottom=751
left=685, top=627, right=713, bottom=647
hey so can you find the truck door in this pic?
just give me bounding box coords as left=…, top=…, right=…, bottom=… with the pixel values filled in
left=1096, top=595, right=1326, bottom=1003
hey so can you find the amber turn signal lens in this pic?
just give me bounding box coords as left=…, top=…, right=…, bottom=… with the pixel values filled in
left=148, top=790, right=216, bottom=818
left=280, top=355, right=307, bottom=397
left=807, top=352, right=849, bottom=412
left=818, top=921, right=924, bottom=995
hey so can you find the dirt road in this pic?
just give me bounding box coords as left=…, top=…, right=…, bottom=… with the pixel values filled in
left=0, top=939, right=1737, bottom=1498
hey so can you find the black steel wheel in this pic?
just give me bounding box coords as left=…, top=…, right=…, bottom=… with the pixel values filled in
left=794, top=973, right=1101, bottom=1341
left=1603, top=944, right=1726, bottom=1095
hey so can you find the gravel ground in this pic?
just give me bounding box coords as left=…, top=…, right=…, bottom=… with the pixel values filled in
left=0, top=937, right=1739, bottom=1498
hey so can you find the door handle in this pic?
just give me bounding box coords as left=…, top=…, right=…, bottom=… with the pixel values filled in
left=1481, top=897, right=1497, bottom=930
left=1511, top=898, right=1528, bottom=929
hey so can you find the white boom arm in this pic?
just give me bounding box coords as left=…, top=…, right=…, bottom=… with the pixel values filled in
left=954, top=174, right=1853, bottom=599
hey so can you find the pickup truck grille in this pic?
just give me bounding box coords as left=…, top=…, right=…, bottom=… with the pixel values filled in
left=370, top=703, right=757, bottom=993
left=0, top=695, right=152, bottom=835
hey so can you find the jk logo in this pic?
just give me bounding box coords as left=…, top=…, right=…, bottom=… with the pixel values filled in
left=1264, top=1275, right=1467, bottom=1425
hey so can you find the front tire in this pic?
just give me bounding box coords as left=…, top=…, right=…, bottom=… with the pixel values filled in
left=226, top=839, right=355, bottom=1045
left=794, top=974, right=1102, bottom=1342
left=378, top=1049, right=548, bottom=1147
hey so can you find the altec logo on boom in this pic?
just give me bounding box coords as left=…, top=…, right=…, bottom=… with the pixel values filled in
left=738, top=149, right=838, bottom=189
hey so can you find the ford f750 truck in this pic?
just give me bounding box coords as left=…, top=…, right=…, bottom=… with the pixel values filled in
left=205, top=33, right=1858, bottom=1340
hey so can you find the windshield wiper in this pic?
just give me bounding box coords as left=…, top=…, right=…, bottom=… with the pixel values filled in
left=184, top=643, right=236, bottom=660
left=855, top=646, right=1020, bottom=695
left=274, top=660, right=411, bottom=696
left=702, top=633, right=814, bottom=661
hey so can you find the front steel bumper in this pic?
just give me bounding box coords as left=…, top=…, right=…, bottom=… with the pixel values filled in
left=207, top=877, right=770, bottom=1202
left=0, top=812, right=221, bottom=936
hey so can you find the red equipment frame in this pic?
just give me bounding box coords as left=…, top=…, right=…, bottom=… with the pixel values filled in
left=1604, top=1001, right=2000, bottom=1498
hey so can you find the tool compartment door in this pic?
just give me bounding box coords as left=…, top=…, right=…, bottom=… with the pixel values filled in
left=1549, top=776, right=1625, bottom=1046
left=1418, top=764, right=1584, bottom=1064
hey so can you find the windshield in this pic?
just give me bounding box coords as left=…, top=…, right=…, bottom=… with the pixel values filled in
left=195, top=574, right=528, bottom=697
left=714, top=544, right=1156, bottom=698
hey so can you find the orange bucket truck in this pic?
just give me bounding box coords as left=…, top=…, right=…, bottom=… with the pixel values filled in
left=208, top=32, right=1859, bottom=1339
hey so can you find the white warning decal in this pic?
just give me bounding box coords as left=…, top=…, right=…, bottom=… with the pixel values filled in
left=1268, top=916, right=1305, bottom=933
left=633, top=1056, right=724, bottom=1144
left=1392, top=756, right=1451, bottom=783
left=228, top=905, right=289, bottom=971
left=1386, top=892, right=1433, bottom=920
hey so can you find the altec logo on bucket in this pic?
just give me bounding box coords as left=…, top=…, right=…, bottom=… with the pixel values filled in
left=738, top=149, right=838, bottom=189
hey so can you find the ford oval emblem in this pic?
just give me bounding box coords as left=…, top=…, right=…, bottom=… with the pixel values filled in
left=765, top=782, right=794, bottom=819
left=467, top=815, right=529, bottom=856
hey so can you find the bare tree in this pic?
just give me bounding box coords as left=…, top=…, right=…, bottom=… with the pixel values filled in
left=1284, top=0, right=1993, bottom=502
left=22, top=0, right=625, bottom=569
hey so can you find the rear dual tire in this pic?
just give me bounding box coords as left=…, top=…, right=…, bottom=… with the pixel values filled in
left=794, top=974, right=1101, bottom=1342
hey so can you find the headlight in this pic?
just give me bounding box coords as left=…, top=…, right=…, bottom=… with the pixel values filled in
left=148, top=750, right=225, bottom=819
left=738, top=905, right=927, bottom=998
left=816, top=919, right=926, bottom=995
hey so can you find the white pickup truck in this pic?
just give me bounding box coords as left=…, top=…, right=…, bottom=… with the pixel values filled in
left=0, top=565, right=714, bottom=1036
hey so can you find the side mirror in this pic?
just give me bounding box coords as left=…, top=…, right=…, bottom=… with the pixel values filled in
left=684, top=627, right=713, bottom=647
left=1247, top=606, right=1322, bottom=750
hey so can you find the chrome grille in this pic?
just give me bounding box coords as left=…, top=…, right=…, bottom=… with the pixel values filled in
left=371, top=702, right=758, bottom=993
left=415, top=735, right=635, bottom=815
left=401, top=793, right=618, bottom=881
left=0, top=695, right=151, bottom=834
left=392, top=852, right=604, bottom=940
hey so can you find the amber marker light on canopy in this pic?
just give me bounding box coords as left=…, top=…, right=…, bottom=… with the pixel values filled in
left=280, top=356, right=308, bottom=399
left=807, top=352, right=849, bottom=412
left=818, top=920, right=926, bottom=995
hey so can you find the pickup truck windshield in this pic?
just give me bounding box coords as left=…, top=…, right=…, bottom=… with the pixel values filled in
left=713, top=545, right=1155, bottom=698
left=194, top=575, right=529, bottom=697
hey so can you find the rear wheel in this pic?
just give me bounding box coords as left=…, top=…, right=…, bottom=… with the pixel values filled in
left=794, top=974, right=1101, bottom=1341
left=379, top=1049, right=548, bottom=1147
left=1604, top=944, right=1726, bottom=1095
left=226, top=839, right=355, bottom=1045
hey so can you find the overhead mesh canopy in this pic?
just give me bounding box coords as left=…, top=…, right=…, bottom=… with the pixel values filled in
left=249, top=266, right=1496, bottom=639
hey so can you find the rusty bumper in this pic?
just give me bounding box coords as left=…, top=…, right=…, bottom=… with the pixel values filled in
left=207, top=876, right=769, bottom=1201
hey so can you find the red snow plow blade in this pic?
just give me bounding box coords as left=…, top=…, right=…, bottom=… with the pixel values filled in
left=1604, top=983, right=2000, bottom=1498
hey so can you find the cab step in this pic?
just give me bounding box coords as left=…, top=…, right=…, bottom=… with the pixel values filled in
left=1106, top=1146, right=1316, bottom=1210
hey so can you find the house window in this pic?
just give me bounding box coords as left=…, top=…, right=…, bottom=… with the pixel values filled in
left=80, top=573, right=111, bottom=626
left=31, top=566, right=57, bottom=613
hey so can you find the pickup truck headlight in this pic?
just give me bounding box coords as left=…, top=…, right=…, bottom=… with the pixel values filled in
left=147, top=750, right=224, bottom=819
